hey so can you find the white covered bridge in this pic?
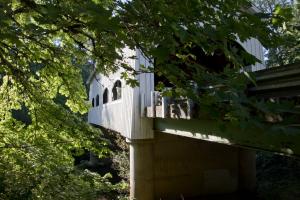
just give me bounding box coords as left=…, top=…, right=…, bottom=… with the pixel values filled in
left=88, top=38, right=265, bottom=139
left=86, top=38, right=271, bottom=200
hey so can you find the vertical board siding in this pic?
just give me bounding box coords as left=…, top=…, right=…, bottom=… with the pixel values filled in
left=240, top=38, right=265, bottom=71
left=140, top=49, right=154, bottom=139
left=130, top=49, right=154, bottom=139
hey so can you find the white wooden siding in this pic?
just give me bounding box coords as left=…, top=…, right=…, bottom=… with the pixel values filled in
left=240, top=38, right=265, bottom=71
left=88, top=48, right=154, bottom=139
left=131, top=49, right=154, bottom=139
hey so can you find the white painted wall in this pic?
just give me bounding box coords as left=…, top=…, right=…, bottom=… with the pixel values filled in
left=88, top=48, right=154, bottom=139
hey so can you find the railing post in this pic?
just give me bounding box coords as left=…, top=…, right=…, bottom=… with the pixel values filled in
left=150, top=91, right=158, bottom=118
left=162, top=96, right=168, bottom=118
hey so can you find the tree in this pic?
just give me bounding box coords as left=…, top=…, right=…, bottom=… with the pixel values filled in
left=119, top=0, right=299, bottom=129
left=252, top=0, right=300, bottom=67
left=269, top=0, right=300, bottom=66
left=0, top=0, right=297, bottom=199
left=252, top=0, right=292, bottom=14
left=0, top=0, right=125, bottom=199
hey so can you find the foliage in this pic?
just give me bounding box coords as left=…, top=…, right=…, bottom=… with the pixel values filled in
left=112, top=151, right=130, bottom=182
left=119, top=0, right=300, bottom=130
left=0, top=0, right=123, bottom=199
left=252, top=0, right=300, bottom=67
left=251, top=0, right=292, bottom=14
left=0, top=0, right=298, bottom=199
left=270, top=1, right=300, bottom=66
left=100, top=128, right=129, bottom=182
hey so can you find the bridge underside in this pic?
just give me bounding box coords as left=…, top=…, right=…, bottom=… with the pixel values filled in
left=154, top=118, right=300, bottom=157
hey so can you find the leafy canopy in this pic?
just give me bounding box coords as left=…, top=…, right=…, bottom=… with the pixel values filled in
left=0, top=0, right=298, bottom=199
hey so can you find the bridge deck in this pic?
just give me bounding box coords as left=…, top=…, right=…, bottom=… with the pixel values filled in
left=154, top=118, right=300, bottom=157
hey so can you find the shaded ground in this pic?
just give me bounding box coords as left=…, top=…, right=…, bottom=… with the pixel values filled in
left=256, top=152, right=300, bottom=200
left=186, top=151, right=300, bottom=200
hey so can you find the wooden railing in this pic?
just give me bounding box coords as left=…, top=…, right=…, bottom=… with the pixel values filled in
left=145, top=93, right=193, bottom=119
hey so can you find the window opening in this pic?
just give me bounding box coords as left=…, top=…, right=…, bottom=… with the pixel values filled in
left=96, top=94, right=100, bottom=106
left=112, top=80, right=122, bottom=101
left=103, top=88, right=108, bottom=104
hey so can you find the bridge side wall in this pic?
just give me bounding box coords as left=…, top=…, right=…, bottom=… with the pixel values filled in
left=88, top=48, right=154, bottom=139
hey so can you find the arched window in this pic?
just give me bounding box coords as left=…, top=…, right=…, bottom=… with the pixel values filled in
left=103, top=88, right=108, bottom=104
left=112, top=80, right=122, bottom=101
left=92, top=98, right=95, bottom=107
left=96, top=94, right=100, bottom=106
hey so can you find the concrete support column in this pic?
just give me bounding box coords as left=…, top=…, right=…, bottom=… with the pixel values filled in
left=127, top=139, right=154, bottom=200
left=238, top=148, right=256, bottom=192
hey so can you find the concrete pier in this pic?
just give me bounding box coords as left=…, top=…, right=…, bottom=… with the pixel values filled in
left=128, top=139, right=155, bottom=200
left=128, top=132, right=256, bottom=200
